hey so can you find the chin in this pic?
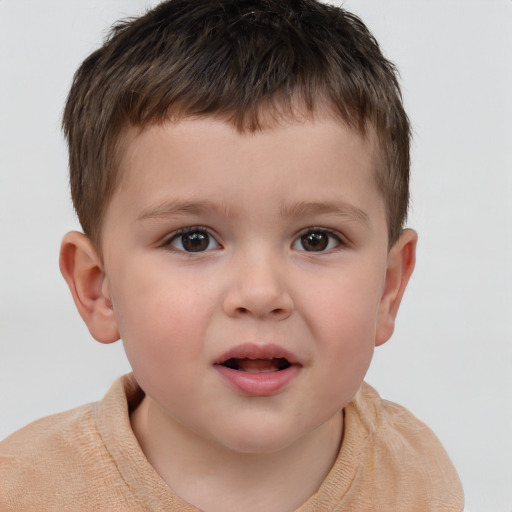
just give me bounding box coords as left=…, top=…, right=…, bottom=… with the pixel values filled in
left=214, top=420, right=311, bottom=456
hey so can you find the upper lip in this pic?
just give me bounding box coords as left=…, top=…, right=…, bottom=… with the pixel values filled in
left=214, top=342, right=301, bottom=366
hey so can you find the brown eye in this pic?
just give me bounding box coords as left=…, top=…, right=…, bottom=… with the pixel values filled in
left=169, top=229, right=220, bottom=252
left=301, top=232, right=328, bottom=251
left=181, top=232, right=209, bottom=252
left=293, top=229, right=341, bottom=252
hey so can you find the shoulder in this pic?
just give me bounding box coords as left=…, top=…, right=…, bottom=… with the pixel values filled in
left=0, top=401, right=104, bottom=509
left=0, top=375, right=146, bottom=511
left=351, top=382, right=454, bottom=459
left=0, top=400, right=100, bottom=461
left=343, top=382, right=464, bottom=510
left=1, top=400, right=98, bottom=453
left=0, top=374, right=190, bottom=512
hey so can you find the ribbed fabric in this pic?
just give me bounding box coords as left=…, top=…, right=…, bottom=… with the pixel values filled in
left=0, top=374, right=463, bottom=511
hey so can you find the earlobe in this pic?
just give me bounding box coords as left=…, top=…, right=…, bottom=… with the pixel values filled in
left=59, top=231, right=120, bottom=344
left=375, top=229, right=417, bottom=347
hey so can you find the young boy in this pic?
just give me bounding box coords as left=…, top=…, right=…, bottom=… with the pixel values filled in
left=0, top=0, right=464, bottom=510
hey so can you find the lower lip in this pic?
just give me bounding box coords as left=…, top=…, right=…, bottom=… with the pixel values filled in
left=214, top=364, right=301, bottom=396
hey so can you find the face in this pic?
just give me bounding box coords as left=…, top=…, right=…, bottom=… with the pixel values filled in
left=100, top=116, right=392, bottom=454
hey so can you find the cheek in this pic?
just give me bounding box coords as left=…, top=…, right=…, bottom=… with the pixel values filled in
left=110, top=270, right=215, bottom=378
left=304, top=268, right=384, bottom=342
left=311, top=308, right=376, bottom=412
left=300, top=268, right=383, bottom=395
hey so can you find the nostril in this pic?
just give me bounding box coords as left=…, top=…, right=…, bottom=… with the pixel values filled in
left=225, top=291, right=293, bottom=319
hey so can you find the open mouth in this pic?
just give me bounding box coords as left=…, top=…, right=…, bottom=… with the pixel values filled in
left=214, top=345, right=301, bottom=395
left=219, top=357, right=292, bottom=373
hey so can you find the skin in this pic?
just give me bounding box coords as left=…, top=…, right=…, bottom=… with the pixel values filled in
left=60, top=115, right=416, bottom=512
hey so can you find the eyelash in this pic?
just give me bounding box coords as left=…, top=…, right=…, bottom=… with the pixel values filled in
left=164, top=226, right=346, bottom=254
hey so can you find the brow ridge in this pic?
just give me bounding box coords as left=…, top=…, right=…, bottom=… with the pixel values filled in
left=137, top=198, right=371, bottom=226
left=279, top=201, right=371, bottom=226
left=137, top=199, right=235, bottom=221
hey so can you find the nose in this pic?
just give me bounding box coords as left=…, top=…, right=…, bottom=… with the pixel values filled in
left=223, top=252, right=294, bottom=320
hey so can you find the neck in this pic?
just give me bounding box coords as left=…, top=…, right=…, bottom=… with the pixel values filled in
left=131, top=397, right=343, bottom=512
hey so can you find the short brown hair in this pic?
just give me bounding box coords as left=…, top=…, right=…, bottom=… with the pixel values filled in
left=63, top=0, right=410, bottom=249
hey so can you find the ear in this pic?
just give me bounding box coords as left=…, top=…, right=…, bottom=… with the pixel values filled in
left=59, top=231, right=120, bottom=344
left=375, top=229, right=417, bottom=347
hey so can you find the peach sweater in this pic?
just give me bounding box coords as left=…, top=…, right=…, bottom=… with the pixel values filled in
left=1, top=374, right=463, bottom=511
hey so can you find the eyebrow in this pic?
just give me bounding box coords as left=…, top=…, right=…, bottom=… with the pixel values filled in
left=279, top=201, right=371, bottom=226
left=137, top=199, right=371, bottom=226
left=137, top=199, right=235, bottom=222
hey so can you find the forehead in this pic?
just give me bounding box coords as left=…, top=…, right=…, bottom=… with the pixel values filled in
left=115, top=109, right=381, bottom=190
left=116, top=116, right=378, bottom=192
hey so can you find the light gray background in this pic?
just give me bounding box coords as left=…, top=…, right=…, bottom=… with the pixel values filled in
left=1, top=1, right=511, bottom=510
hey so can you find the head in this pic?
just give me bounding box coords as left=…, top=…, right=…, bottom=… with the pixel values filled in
left=62, top=0, right=410, bottom=252
left=59, top=0, right=416, bottom=456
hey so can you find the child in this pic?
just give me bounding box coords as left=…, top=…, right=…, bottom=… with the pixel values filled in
left=0, top=0, right=464, bottom=510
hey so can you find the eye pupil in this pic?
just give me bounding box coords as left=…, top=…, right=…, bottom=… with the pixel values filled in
left=301, top=232, right=328, bottom=251
left=182, top=232, right=209, bottom=252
